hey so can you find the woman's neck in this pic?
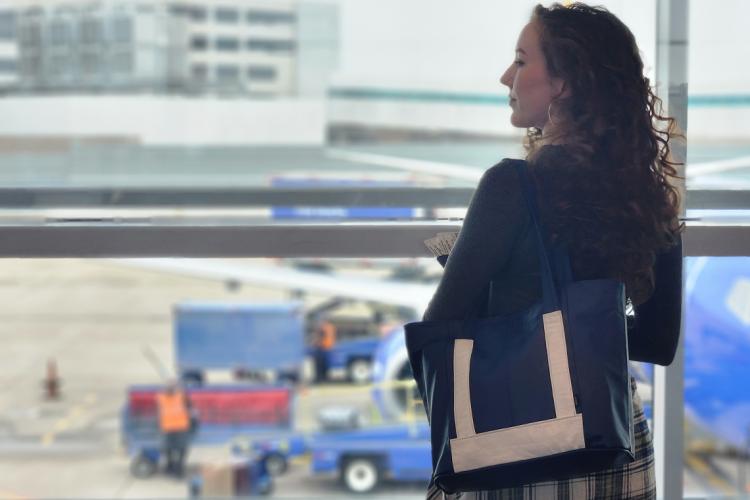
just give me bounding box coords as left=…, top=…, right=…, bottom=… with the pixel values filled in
left=540, top=123, right=568, bottom=146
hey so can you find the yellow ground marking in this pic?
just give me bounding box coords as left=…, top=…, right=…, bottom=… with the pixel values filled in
left=40, top=396, right=98, bottom=447
left=685, top=453, right=736, bottom=494
left=52, top=420, right=69, bottom=432
left=69, top=405, right=85, bottom=418
left=40, top=432, right=55, bottom=447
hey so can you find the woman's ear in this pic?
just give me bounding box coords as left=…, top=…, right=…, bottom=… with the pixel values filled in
left=551, top=78, right=570, bottom=99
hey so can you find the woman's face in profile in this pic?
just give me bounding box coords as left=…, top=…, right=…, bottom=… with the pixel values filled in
left=500, top=22, right=566, bottom=130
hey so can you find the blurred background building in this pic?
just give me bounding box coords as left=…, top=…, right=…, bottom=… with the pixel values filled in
left=0, top=0, right=339, bottom=97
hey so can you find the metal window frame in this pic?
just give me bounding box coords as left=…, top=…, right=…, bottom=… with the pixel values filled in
left=0, top=222, right=744, bottom=258
left=0, top=187, right=745, bottom=209
left=654, top=1, right=688, bottom=499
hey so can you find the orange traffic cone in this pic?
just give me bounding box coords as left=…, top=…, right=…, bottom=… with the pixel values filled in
left=43, top=359, right=61, bottom=400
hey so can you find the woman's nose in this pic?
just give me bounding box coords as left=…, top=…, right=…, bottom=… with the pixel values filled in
left=499, top=67, right=513, bottom=88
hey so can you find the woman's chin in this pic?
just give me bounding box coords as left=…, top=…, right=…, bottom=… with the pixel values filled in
left=509, top=115, right=526, bottom=129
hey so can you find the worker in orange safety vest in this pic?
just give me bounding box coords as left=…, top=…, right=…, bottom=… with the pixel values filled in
left=313, top=320, right=336, bottom=382
left=156, top=382, right=193, bottom=477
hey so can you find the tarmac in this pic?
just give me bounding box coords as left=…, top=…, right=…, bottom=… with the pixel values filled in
left=0, top=258, right=421, bottom=498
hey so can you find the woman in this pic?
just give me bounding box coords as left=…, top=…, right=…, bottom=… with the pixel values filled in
left=422, top=3, right=684, bottom=499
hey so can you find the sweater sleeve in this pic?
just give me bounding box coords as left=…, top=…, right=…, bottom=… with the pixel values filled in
left=628, top=235, right=683, bottom=366
left=422, top=160, right=527, bottom=322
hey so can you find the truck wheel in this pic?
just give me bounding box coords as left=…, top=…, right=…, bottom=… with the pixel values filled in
left=181, top=370, right=204, bottom=387
left=348, top=359, right=372, bottom=385
left=130, top=453, right=157, bottom=478
left=342, top=458, right=379, bottom=493
left=257, top=477, right=274, bottom=496
left=264, top=453, right=288, bottom=476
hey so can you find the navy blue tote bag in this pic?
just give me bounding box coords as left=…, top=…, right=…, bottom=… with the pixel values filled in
left=404, top=160, right=634, bottom=493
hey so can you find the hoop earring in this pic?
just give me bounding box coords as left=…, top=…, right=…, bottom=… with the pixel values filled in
left=547, top=102, right=555, bottom=127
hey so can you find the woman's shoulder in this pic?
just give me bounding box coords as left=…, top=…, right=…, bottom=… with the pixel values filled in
left=486, top=145, right=575, bottom=174
left=475, top=159, right=529, bottom=215
left=479, top=146, right=578, bottom=197
left=481, top=157, right=523, bottom=183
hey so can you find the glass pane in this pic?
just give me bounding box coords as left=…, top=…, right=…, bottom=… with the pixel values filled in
left=0, top=10, right=16, bottom=39
left=112, top=17, right=132, bottom=44
left=610, top=255, right=750, bottom=498
left=0, top=2, right=741, bottom=216
left=0, top=0, right=556, bottom=219
left=682, top=256, right=750, bottom=497
left=247, top=9, right=296, bottom=25
left=190, top=35, right=207, bottom=51
left=686, top=1, right=750, bottom=204
left=215, top=37, right=240, bottom=52
left=215, top=8, right=239, bottom=24
left=0, top=256, right=440, bottom=498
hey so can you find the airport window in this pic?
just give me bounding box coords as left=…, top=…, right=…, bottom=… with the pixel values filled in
left=18, top=57, right=32, bottom=78
left=112, top=17, right=132, bottom=44
left=48, top=54, right=69, bottom=78
left=111, top=51, right=132, bottom=75
left=0, top=10, right=16, bottom=39
left=49, top=21, right=71, bottom=45
left=247, top=9, right=296, bottom=25
left=190, top=35, right=207, bottom=51
left=246, top=38, right=296, bottom=53
left=247, top=65, right=276, bottom=81
left=215, top=37, right=239, bottom=52
left=170, top=4, right=207, bottom=22
left=0, top=58, right=16, bottom=72
left=215, top=7, right=239, bottom=24
left=216, top=64, right=239, bottom=81
left=79, top=18, right=103, bottom=44
left=21, top=6, right=43, bottom=18
left=191, top=63, right=207, bottom=80
left=168, top=4, right=189, bottom=17
left=18, top=23, right=41, bottom=47
left=80, top=52, right=101, bottom=76
left=190, top=7, right=207, bottom=22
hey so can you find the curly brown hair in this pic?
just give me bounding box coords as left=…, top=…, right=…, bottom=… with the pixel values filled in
left=524, top=2, right=684, bottom=305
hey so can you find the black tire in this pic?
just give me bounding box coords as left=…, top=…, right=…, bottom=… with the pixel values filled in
left=348, top=359, right=373, bottom=385
left=258, top=479, right=274, bottom=496
left=341, top=457, right=380, bottom=493
left=130, top=453, right=157, bottom=479
left=264, top=453, right=288, bottom=476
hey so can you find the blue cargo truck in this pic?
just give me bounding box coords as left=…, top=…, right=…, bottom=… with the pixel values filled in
left=176, top=301, right=383, bottom=384
left=252, top=422, right=432, bottom=493
left=174, top=302, right=306, bottom=384
left=315, top=336, right=382, bottom=384
left=309, top=423, right=432, bottom=493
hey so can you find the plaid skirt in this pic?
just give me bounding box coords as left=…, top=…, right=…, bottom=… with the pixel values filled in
left=428, top=377, right=656, bottom=500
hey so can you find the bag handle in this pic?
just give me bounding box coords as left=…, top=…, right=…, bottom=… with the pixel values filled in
left=512, top=160, right=560, bottom=313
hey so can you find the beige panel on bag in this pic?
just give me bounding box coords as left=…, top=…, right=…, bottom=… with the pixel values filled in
left=450, top=309, right=583, bottom=473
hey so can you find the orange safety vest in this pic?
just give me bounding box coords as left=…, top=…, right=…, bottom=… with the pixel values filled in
left=156, top=392, right=190, bottom=433
left=318, top=322, right=336, bottom=350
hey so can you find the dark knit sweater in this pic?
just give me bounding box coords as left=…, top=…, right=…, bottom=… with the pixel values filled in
left=423, top=154, right=682, bottom=366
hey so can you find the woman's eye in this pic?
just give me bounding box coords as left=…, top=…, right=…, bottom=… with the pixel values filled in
left=514, top=60, right=524, bottom=66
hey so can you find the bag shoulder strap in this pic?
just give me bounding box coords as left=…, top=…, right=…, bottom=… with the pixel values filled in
left=511, top=160, right=560, bottom=312
left=511, top=160, right=575, bottom=288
